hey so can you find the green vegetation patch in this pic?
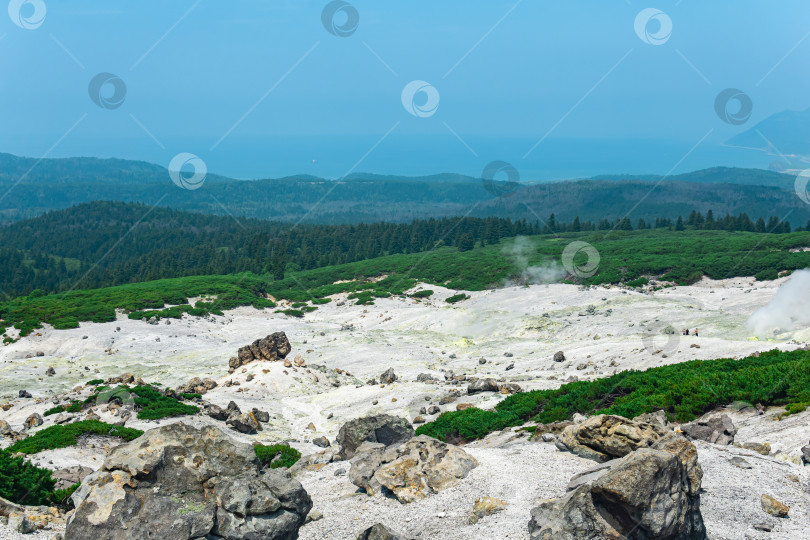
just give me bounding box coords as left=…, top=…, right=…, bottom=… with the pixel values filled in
left=446, top=293, right=470, bottom=304
left=410, top=289, right=434, bottom=299
left=254, top=444, right=301, bottom=469
left=417, top=349, right=810, bottom=443
left=7, top=420, right=143, bottom=454
left=0, top=449, right=56, bottom=505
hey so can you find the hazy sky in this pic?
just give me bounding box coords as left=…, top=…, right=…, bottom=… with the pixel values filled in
left=2, top=0, right=809, bottom=179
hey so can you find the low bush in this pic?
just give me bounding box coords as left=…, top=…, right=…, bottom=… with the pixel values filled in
left=446, top=293, right=470, bottom=304
left=0, top=449, right=55, bottom=505
left=410, top=290, right=434, bottom=299
left=254, top=444, right=301, bottom=469
left=7, top=420, right=143, bottom=454
left=417, top=349, right=810, bottom=443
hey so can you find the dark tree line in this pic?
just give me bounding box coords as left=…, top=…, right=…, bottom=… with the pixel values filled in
left=0, top=201, right=804, bottom=298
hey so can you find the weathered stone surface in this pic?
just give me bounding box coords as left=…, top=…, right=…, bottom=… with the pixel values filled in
left=681, top=413, right=736, bottom=445
left=472, top=496, right=506, bottom=518
left=336, top=414, right=414, bottom=460
left=530, top=435, right=706, bottom=540
left=0, top=419, right=12, bottom=435
left=379, top=368, right=397, bottom=385
left=230, top=332, right=292, bottom=371
left=357, top=523, right=412, bottom=540
left=24, top=413, right=43, bottom=430
left=740, top=442, right=771, bottom=456
left=350, top=435, right=478, bottom=503
left=8, top=511, right=37, bottom=534
left=497, top=383, right=522, bottom=394
left=634, top=410, right=668, bottom=429
left=801, top=442, right=810, bottom=465
left=761, top=494, right=789, bottom=518
left=226, top=411, right=262, bottom=433
left=52, top=466, right=94, bottom=491
left=175, top=377, right=217, bottom=395
left=65, top=423, right=311, bottom=540
left=467, top=378, right=499, bottom=394
left=312, top=436, right=330, bottom=448
left=555, top=415, right=666, bottom=462
left=206, top=404, right=229, bottom=421
left=553, top=351, right=565, bottom=362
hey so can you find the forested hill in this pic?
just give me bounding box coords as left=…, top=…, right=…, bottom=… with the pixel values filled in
left=0, top=201, right=806, bottom=299
left=0, top=152, right=806, bottom=225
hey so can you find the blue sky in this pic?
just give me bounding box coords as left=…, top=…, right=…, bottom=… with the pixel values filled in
left=2, top=0, right=809, bottom=179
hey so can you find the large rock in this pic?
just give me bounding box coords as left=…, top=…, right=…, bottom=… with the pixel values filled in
left=336, top=414, right=414, bottom=460
left=357, top=523, right=412, bottom=540
left=529, top=435, right=706, bottom=540
left=379, top=368, right=397, bottom=385
left=681, top=413, right=736, bottom=445
left=24, top=413, right=43, bottom=430
left=555, top=415, right=666, bottom=462
left=65, top=423, right=311, bottom=540
left=226, top=411, right=262, bottom=434
left=801, top=442, right=810, bottom=465
left=229, top=332, right=292, bottom=372
left=176, top=377, right=217, bottom=395
left=52, top=466, right=94, bottom=490
left=467, top=378, right=499, bottom=394
left=349, top=435, right=478, bottom=503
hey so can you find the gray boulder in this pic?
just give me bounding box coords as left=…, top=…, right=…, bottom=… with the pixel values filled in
left=681, top=413, right=736, bottom=445
left=336, top=414, right=414, bottom=460
left=229, top=331, right=292, bottom=372
left=226, top=411, right=262, bottom=434
left=349, top=435, right=478, bottom=503
left=380, top=368, right=397, bottom=384
left=529, top=434, right=706, bottom=540
left=65, top=423, right=311, bottom=540
left=467, top=378, right=499, bottom=394
left=555, top=415, right=667, bottom=462
left=357, top=523, right=413, bottom=540
left=801, top=442, right=810, bottom=465
left=553, top=351, right=565, bottom=363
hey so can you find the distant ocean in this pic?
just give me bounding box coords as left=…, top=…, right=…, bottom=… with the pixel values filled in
left=29, top=135, right=774, bottom=182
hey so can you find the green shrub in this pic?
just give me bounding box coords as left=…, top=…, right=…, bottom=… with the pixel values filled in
left=417, top=349, right=810, bottom=443
left=130, top=385, right=199, bottom=420
left=410, top=290, right=434, bottom=299
left=446, top=293, right=470, bottom=304
left=0, top=449, right=55, bottom=505
left=43, top=404, right=66, bottom=417
left=86, top=379, right=104, bottom=386
left=254, top=444, right=301, bottom=469
left=8, top=420, right=143, bottom=454
left=180, top=393, right=202, bottom=400
left=51, top=482, right=80, bottom=509
left=277, top=309, right=305, bottom=318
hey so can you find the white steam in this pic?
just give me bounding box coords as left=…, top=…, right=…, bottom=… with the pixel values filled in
left=747, top=269, right=810, bottom=336
left=503, top=236, right=566, bottom=286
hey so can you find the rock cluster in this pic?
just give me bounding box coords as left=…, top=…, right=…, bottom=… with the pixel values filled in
left=530, top=433, right=706, bottom=539
left=66, top=423, right=312, bottom=540
left=336, top=414, right=414, bottom=460
left=175, top=377, right=217, bottom=395
left=350, top=435, right=478, bottom=503
left=555, top=414, right=667, bottom=462
left=207, top=400, right=270, bottom=434
left=228, top=331, right=292, bottom=372
left=681, top=413, right=736, bottom=445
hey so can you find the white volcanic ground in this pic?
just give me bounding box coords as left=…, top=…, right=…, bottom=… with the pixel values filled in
left=1, top=277, right=810, bottom=539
